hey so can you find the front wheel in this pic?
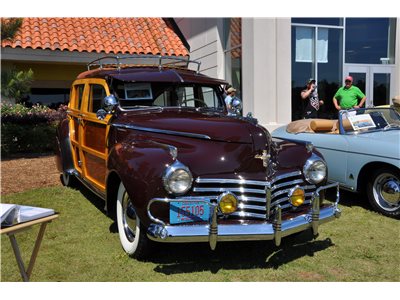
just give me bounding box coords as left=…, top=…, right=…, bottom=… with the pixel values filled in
left=60, top=171, right=77, bottom=188
left=367, top=168, right=400, bottom=217
left=116, top=182, right=152, bottom=259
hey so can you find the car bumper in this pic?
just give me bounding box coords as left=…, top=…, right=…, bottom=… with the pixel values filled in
left=146, top=182, right=341, bottom=250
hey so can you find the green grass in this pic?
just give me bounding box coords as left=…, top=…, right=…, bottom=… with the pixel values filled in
left=1, top=186, right=399, bottom=282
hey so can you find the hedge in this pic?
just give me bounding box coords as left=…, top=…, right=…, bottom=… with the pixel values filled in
left=1, top=104, right=67, bottom=156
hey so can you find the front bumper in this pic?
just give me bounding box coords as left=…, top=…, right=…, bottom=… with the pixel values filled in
left=146, top=182, right=341, bottom=250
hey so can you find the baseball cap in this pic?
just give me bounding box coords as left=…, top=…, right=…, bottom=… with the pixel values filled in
left=345, top=76, right=353, bottom=82
left=307, top=78, right=316, bottom=84
left=227, top=87, right=237, bottom=93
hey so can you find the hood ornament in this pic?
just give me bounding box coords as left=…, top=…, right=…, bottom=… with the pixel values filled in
left=255, top=150, right=271, bottom=168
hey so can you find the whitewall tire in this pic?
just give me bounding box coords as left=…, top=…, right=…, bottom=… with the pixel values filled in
left=116, top=182, right=151, bottom=258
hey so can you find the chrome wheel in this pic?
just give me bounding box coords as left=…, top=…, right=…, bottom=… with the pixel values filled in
left=372, top=173, right=400, bottom=211
left=367, top=168, right=400, bottom=217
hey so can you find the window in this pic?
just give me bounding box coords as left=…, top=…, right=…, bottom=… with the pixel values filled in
left=224, top=18, right=242, bottom=99
left=292, top=18, right=343, bottom=26
left=28, top=88, right=70, bottom=108
left=124, top=83, right=153, bottom=100
left=88, top=84, right=106, bottom=113
left=73, top=85, right=84, bottom=110
left=345, top=18, right=397, bottom=64
left=291, top=25, right=343, bottom=120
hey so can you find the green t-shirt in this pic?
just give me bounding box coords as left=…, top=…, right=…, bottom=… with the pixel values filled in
left=334, top=86, right=365, bottom=109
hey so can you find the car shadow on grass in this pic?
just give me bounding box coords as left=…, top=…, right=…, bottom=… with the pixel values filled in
left=325, top=188, right=373, bottom=212
left=148, top=231, right=335, bottom=274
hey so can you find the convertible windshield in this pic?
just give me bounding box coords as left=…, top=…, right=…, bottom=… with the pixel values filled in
left=340, top=108, right=400, bottom=134
left=112, top=81, right=225, bottom=110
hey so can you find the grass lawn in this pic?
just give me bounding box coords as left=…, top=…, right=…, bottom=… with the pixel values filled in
left=1, top=185, right=399, bottom=282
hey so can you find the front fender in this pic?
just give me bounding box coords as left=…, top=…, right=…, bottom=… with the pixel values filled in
left=107, top=139, right=176, bottom=225
left=55, top=118, right=74, bottom=173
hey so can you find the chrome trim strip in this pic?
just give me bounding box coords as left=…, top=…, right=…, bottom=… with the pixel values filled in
left=195, top=171, right=302, bottom=186
left=272, top=185, right=316, bottom=198
left=238, top=196, right=267, bottom=203
left=237, top=203, right=266, bottom=211
left=271, top=171, right=302, bottom=183
left=271, top=179, right=304, bottom=191
left=112, top=123, right=211, bottom=140
left=193, top=187, right=266, bottom=195
left=230, top=211, right=266, bottom=219
left=195, top=178, right=269, bottom=186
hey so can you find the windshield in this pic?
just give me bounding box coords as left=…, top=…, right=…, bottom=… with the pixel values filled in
left=340, top=108, right=400, bottom=134
left=111, top=81, right=225, bottom=110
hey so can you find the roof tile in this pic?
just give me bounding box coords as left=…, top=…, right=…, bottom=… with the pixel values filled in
left=1, top=17, right=188, bottom=56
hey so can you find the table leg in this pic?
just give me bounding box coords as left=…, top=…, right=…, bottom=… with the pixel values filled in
left=27, top=222, right=48, bottom=278
left=8, top=234, right=29, bottom=282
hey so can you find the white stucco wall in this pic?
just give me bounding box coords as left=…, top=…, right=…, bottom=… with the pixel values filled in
left=242, top=18, right=291, bottom=131
left=175, top=18, right=225, bottom=79
left=395, top=18, right=400, bottom=97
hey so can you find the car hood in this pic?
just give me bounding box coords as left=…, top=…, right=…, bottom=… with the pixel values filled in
left=113, top=108, right=255, bottom=143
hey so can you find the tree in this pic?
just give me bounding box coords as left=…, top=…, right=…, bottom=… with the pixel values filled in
left=1, top=18, right=23, bottom=41
left=1, top=18, right=34, bottom=104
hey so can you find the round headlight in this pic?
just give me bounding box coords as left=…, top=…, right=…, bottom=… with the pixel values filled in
left=163, top=161, right=193, bottom=195
left=303, top=156, right=327, bottom=184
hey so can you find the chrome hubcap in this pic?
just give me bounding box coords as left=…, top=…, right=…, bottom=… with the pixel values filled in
left=373, top=173, right=400, bottom=211
left=122, top=191, right=137, bottom=242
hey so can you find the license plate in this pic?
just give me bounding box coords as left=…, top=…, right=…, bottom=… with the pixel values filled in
left=170, top=201, right=210, bottom=224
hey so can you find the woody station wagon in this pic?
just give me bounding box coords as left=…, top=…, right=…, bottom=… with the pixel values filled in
left=55, top=55, right=341, bottom=259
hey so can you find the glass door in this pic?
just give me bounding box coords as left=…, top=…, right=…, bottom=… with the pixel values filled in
left=344, top=65, right=395, bottom=107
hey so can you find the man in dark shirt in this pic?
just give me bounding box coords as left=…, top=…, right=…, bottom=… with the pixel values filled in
left=301, top=78, right=324, bottom=119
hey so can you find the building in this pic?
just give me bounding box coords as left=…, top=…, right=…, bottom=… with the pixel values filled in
left=175, top=17, right=400, bottom=130
left=1, top=17, right=188, bottom=106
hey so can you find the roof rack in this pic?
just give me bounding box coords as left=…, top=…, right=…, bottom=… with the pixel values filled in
left=87, top=55, right=202, bottom=74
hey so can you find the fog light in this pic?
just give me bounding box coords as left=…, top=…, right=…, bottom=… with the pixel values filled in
left=218, top=192, right=238, bottom=214
left=289, top=187, right=305, bottom=207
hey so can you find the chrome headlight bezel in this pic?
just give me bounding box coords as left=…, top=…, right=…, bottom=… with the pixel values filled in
left=303, top=154, right=327, bottom=184
left=163, top=161, right=193, bottom=195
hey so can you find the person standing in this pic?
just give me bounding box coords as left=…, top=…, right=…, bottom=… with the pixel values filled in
left=300, top=79, right=324, bottom=119
left=224, top=87, right=237, bottom=112
left=333, top=76, right=366, bottom=111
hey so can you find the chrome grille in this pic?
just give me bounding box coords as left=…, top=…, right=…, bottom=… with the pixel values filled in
left=193, top=171, right=316, bottom=220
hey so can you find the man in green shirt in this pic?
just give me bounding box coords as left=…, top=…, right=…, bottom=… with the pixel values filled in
left=333, top=76, right=366, bottom=110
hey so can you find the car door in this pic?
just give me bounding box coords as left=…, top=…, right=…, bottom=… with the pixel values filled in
left=79, top=78, right=112, bottom=192
left=68, top=80, right=86, bottom=178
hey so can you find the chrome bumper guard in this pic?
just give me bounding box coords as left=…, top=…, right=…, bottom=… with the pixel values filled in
left=147, top=182, right=341, bottom=250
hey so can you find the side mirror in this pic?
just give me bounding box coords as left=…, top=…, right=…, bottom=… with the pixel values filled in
left=102, top=94, right=118, bottom=112
left=97, top=95, right=118, bottom=120
left=228, top=97, right=242, bottom=116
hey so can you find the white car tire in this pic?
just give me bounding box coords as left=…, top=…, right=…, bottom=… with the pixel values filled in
left=116, top=182, right=151, bottom=258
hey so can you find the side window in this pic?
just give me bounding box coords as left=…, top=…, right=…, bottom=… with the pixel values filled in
left=202, top=87, right=218, bottom=107
left=73, top=84, right=85, bottom=110
left=88, top=84, right=106, bottom=113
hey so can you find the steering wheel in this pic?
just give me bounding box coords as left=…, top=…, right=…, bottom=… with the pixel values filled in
left=180, top=98, right=208, bottom=108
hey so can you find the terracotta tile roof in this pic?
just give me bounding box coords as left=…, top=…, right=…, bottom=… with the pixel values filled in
left=1, top=18, right=188, bottom=56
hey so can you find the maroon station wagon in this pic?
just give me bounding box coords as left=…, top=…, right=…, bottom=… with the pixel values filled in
left=55, top=55, right=341, bottom=259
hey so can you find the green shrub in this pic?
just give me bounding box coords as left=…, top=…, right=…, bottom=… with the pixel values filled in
left=0, top=104, right=67, bottom=156
left=1, top=123, right=58, bottom=156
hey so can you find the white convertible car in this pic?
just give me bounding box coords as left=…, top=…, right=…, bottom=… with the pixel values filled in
left=272, top=107, right=400, bottom=217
